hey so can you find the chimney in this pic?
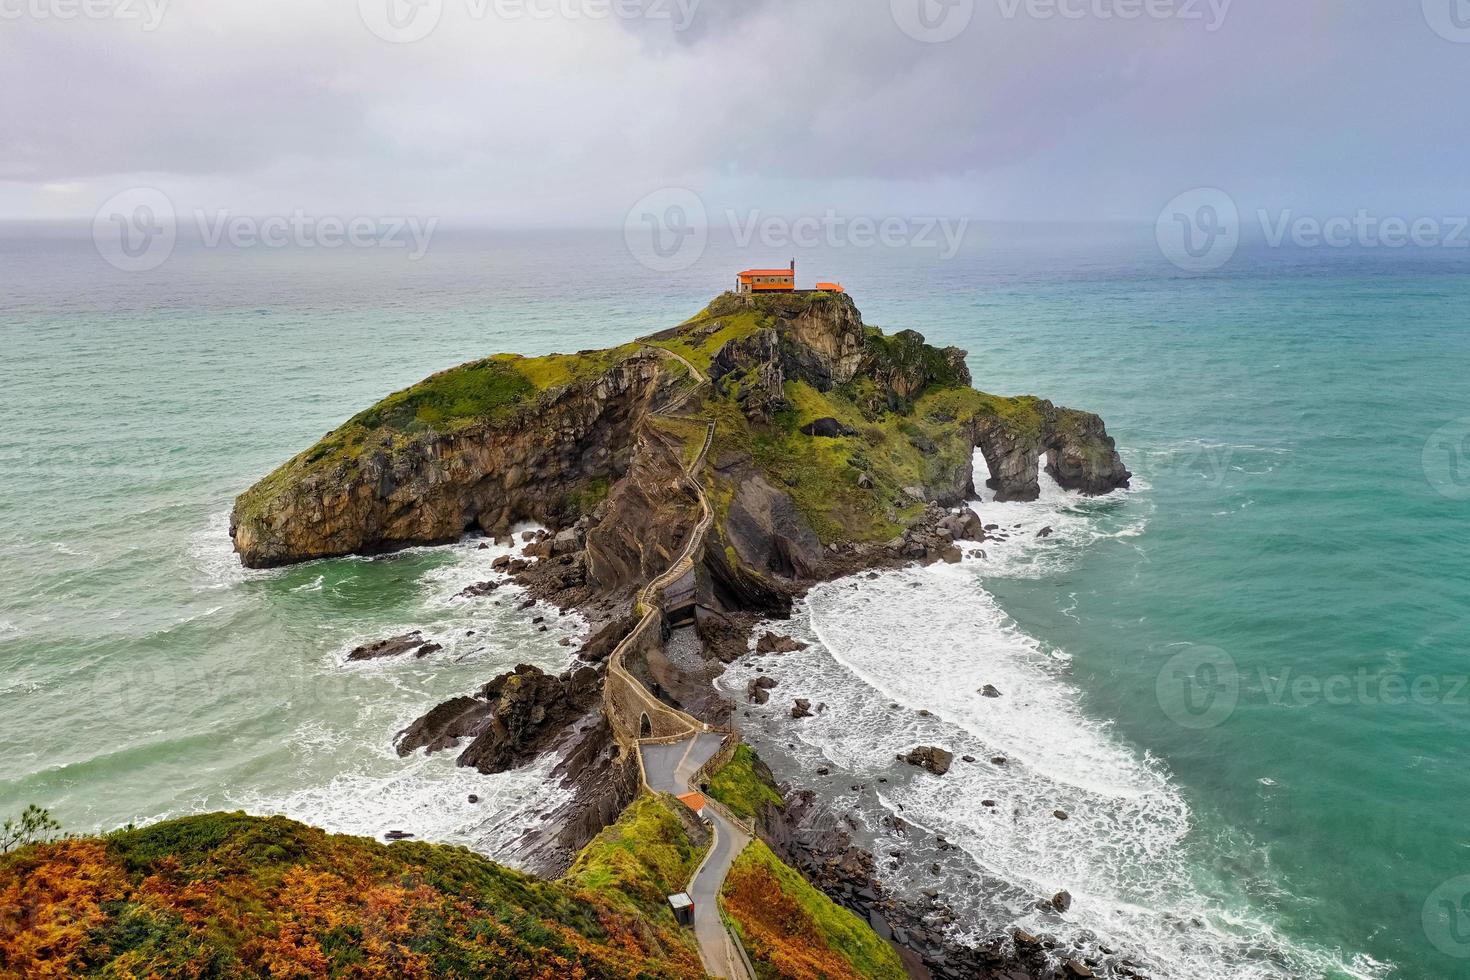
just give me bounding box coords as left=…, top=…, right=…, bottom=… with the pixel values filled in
left=790, top=258, right=796, bottom=273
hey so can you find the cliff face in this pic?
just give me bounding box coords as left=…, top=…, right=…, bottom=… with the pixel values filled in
left=231, top=351, right=664, bottom=568
left=232, top=290, right=1128, bottom=571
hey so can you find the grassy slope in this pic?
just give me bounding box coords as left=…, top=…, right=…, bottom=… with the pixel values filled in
left=1, top=807, right=706, bottom=979
left=707, top=746, right=902, bottom=980
left=236, top=342, right=642, bottom=524
left=722, top=841, right=906, bottom=980
left=562, top=793, right=709, bottom=931
left=706, top=745, right=785, bottom=823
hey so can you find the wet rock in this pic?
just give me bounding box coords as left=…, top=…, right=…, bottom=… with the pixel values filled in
left=1037, top=525, right=1055, bottom=539
left=384, top=830, right=413, bottom=841
left=348, top=631, right=443, bottom=661
left=980, top=684, right=1002, bottom=698
left=991, top=756, right=1008, bottom=766
left=1054, top=809, right=1070, bottom=821
left=792, top=698, right=814, bottom=719
left=747, top=676, right=778, bottom=704
left=939, top=544, right=963, bottom=564
left=1063, top=958, right=1095, bottom=978
left=468, top=794, right=479, bottom=804
left=961, top=755, right=977, bottom=763
left=1052, top=889, right=1073, bottom=913
left=756, top=632, right=809, bottom=655
left=395, top=663, right=600, bottom=774
left=898, top=745, right=953, bottom=776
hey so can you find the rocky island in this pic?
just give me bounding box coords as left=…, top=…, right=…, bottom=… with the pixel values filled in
left=219, top=290, right=1131, bottom=978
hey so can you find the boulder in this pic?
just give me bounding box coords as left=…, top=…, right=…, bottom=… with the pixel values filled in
left=348, top=631, right=442, bottom=661
left=980, top=684, right=1002, bottom=698
left=1051, top=889, right=1073, bottom=913
left=792, top=698, right=814, bottom=719
left=899, top=746, right=953, bottom=776
left=756, top=632, right=809, bottom=655
left=395, top=664, right=601, bottom=774
left=800, top=417, right=858, bottom=438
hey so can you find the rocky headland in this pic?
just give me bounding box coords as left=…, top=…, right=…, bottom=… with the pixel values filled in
left=230, top=290, right=1132, bottom=978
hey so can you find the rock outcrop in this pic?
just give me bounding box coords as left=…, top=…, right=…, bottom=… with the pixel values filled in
left=231, top=353, right=667, bottom=568
left=970, top=402, right=1130, bottom=502
left=395, top=663, right=601, bottom=774
left=900, top=745, right=954, bottom=776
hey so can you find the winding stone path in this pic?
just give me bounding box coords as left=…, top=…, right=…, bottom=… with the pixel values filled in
left=601, top=346, right=754, bottom=979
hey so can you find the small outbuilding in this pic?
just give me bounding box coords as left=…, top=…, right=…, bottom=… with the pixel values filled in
left=668, top=891, right=695, bottom=927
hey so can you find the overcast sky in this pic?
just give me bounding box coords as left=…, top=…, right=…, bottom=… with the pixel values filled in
left=3, top=0, right=1468, bottom=225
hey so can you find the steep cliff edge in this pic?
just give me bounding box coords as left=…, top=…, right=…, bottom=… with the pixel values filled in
left=232, top=291, right=1129, bottom=574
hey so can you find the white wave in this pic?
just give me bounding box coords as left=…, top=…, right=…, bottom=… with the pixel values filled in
left=718, top=454, right=1382, bottom=980
left=230, top=748, right=570, bottom=869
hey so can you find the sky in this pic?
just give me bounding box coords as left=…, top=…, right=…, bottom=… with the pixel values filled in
left=3, top=0, right=1469, bottom=227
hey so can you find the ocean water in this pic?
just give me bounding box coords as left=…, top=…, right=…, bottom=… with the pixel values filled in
left=4, top=224, right=1469, bottom=977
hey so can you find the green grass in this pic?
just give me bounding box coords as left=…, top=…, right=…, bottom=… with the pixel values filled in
left=707, top=745, right=786, bottom=822
left=722, top=840, right=907, bottom=980
left=562, top=792, right=708, bottom=925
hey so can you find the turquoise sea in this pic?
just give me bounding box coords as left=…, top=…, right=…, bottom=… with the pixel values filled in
left=3, top=224, right=1469, bottom=978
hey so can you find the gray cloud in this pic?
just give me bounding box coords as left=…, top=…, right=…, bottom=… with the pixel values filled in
left=2, top=0, right=1467, bottom=222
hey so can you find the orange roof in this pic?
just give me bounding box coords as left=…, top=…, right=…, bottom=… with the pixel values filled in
left=815, top=282, right=845, bottom=292
left=737, top=269, right=795, bottom=278
left=677, top=791, right=707, bottom=812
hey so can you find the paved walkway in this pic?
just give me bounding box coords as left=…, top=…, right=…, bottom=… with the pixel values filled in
left=640, top=732, right=752, bottom=980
